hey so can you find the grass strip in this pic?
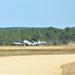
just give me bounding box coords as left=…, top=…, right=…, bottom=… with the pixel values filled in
left=0, top=49, right=75, bottom=57
left=61, top=62, right=75, bottom=75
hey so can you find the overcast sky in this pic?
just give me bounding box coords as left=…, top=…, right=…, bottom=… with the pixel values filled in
left=0, top=0, right=75, bottom=28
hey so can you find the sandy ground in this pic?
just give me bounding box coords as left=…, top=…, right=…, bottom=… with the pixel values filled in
left=0, top=55, right=75, bottom=75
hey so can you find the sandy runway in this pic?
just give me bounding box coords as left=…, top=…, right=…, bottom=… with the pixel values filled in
left=0, top=55, right=75, bottom=75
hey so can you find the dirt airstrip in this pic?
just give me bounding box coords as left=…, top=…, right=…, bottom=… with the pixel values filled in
left=0, top=55, right=75, bottom=75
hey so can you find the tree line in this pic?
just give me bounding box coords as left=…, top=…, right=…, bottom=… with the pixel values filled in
left=0, top=27, right=75, bottom=46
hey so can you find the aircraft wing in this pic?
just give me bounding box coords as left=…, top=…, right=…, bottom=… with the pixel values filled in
left=12, top=42, right=23, bottom=45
